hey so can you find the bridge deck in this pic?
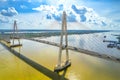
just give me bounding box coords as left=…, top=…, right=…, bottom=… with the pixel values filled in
left=28, top=38, right=120, bottom=63
left=1, top=39, right=11, bottom=43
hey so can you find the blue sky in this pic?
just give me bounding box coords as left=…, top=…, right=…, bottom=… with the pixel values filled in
left=0, top=0, right=120, bottom=30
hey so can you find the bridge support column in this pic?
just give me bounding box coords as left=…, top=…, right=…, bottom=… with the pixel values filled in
left=54, top=11, right=71, bottom=72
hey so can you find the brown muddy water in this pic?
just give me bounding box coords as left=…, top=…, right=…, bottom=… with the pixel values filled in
left=0, top=32, right=120, bottom=80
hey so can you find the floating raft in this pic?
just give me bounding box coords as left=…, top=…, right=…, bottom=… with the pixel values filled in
left=107, top=43, right=116, bottom=48
left=10, top=44, right=22, bottom=48
left=54, top=60, right=71, bottom=72
left=103, top=40, right=117, bottom=43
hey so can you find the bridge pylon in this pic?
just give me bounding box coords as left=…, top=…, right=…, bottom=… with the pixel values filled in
left=10, top=20, right=22, bottom=48
left=54, top=11, right=71, bottom=72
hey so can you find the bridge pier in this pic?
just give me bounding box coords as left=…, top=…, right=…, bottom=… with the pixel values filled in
left=54, top=11, right=71, bottom=72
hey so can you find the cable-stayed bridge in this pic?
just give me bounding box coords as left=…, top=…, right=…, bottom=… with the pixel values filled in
left=0, top=11, right=120, bottom=73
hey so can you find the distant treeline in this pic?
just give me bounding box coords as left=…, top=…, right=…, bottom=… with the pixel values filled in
left=0, top=29, right=110, bottom=33
left=0, top=30, right=110, bottom=39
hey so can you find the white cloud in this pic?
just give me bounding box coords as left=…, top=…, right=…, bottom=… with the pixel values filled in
left=13, top=13, right=91, bottom=30
left=0, top=12, right=17, bottom=29
left=0, top=1, right=116, bottom=30
left=20, top=5, right=27, bottom=9
left=33, top=5, right=57, bottom=13
left=32, top=4, right=111, bottom=28
left=0, top=15, right=9, bottom=23
left=1, top=7, right=18, bottom=17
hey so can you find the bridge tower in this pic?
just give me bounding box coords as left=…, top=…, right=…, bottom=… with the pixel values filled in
left=10, top=20, right=22, bottom=48
left=54, top=11, right=71, bottom=72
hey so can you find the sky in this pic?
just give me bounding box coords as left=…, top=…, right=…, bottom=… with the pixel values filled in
left=0, top=0, right=120, bottom=30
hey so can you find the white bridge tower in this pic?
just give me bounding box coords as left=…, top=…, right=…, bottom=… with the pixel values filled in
left=10, top=20, right=22, bottom=48
left=54, top=11, right=71, bottom=72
